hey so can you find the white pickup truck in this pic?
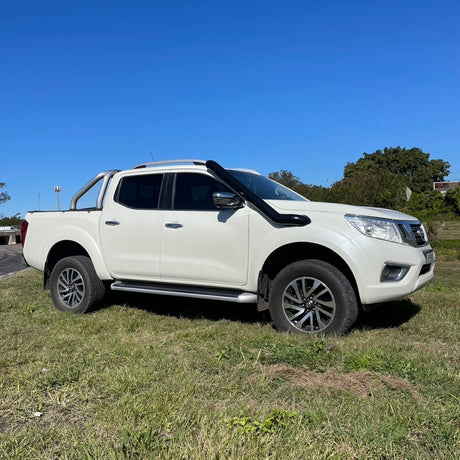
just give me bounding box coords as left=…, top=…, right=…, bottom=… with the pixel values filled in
left=22, top=159, right=435, bottom=335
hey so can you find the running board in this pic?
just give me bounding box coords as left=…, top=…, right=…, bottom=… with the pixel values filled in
left=111, top=281, right=257, bottom=304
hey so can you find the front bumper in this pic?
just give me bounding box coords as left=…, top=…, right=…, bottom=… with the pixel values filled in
left=341, top=235, right=435, bottom=305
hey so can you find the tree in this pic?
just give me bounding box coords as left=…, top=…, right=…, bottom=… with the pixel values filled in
left=0, top=215, right=22, bottom=228
left=268, top=170, right=302, bottom=189
left=268, top=170, right=333, bottom=201
left=406, top=190, right=446, bottom=218
left=344, top=147, right=450, bottom=193
left=268, top=146, right=454, bottom=214
left=294, top=183, right=332, bottom=202
left=0, top=182, right=10, bottom=205
left=444, top=187, right=460, bottom=215
left=329, top=165, right=407, bottom=209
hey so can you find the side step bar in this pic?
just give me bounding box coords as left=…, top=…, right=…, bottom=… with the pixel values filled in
left=111, top=281, right=258, bottom=304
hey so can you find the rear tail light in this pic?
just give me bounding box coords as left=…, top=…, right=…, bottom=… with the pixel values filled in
left=21, top=220, right=29, bottom=247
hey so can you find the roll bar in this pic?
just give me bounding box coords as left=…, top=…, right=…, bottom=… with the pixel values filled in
left=70, top=170, right=119, bottom=210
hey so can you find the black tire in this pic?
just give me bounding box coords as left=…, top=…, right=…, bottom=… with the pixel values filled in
left=50, top=255, right=105, bottom=313
left=269, top=259, right=358, bottom=336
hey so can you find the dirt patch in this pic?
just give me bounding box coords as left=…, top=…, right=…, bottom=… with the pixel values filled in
left=258, top=364, right=420, bottom=399
left=0, top=417, right=10, bottom=433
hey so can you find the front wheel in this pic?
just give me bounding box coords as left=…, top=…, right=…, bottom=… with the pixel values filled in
left=50, top=256, right=105, bottom=313
left=268, top=260, right=358, bottom=336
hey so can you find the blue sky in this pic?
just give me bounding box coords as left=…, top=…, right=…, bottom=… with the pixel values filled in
left=1, top=0, right=459, bottom=217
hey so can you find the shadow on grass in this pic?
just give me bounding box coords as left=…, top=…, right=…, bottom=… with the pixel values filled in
left=101, top=291, right=421, bottom=332
left=102, top=290, right=266, bottom=325
left=356, top=299, right=421, bottom=330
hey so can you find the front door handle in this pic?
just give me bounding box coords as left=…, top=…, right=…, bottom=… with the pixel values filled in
left=105, top=220, right=120, bottom=226
left=165, top=222, right=183, bottom=229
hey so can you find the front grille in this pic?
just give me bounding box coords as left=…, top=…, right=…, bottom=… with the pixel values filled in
left=398, top=223, right=411, bottom=240
left=396, top=221, right=428, bottom=247
left=410, top=224, right=427, bottom=246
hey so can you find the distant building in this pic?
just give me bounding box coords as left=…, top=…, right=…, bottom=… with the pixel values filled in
left=0, top=226, right=21, bottom=245
left=433, top=181, right=460, bottom=195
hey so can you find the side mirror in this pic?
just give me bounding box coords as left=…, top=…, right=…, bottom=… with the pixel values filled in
left=213, top=192, right=243, bottom=210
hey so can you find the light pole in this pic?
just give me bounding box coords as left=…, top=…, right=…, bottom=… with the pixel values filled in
left=54, top=186, right=62, bottom=210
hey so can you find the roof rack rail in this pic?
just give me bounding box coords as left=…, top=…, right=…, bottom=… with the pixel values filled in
left=133, top=159, right=206, bottom=169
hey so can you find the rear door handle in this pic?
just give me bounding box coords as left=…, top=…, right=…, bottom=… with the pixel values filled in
left=105, top=220, right=120, bottom=226
left=165, top=222, right=183, bottom=229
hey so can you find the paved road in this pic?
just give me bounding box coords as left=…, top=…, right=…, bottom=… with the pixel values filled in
left=0, top=244, right=29, bottom=278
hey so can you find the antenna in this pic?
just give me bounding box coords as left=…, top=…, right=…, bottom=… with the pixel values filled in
left=149, top=152, right=156, bottom=162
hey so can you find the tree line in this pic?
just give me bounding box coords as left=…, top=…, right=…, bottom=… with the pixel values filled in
left=0, top=183, right=20, bottom=227
left=1, top=147, right=459, bottom=227
left=269, top=146, right=459, bottom=220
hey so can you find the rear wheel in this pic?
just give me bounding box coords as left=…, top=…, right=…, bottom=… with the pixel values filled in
left=50, top=256, right=105, bottom=313
left=269, top=260, right=358, bottom=336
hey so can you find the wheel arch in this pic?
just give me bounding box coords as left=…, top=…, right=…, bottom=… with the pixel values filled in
left=43, top=240, right=89, bottom=289
left=258, top=242, right=360, bottom=305
left=44, top=241, right=94, bottom=289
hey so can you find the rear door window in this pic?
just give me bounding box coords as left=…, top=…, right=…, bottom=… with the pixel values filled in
left=115, top=174, right=163, bottom=209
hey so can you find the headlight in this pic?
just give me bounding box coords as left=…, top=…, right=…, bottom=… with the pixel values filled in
left=345, top=215, right=403, bottom=244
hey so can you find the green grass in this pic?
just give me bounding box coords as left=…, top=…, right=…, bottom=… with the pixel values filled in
left=436, top=221, right=460, bottom=240
left=1, top=238, right=459, bottom=458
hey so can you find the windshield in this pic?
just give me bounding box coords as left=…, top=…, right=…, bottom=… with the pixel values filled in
left=229, top=170, right=307, bottom=201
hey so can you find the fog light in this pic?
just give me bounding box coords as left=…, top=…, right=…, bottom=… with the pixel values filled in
left=381, top=264, right=409, bottom=282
